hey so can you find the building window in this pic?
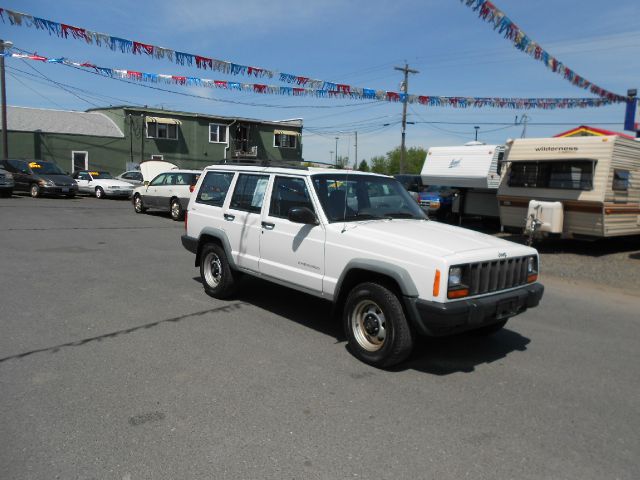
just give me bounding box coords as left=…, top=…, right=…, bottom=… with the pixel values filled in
left=209, top=124, right=228, bottom=143
left=508, top=160, right=594, bottom=190
left=612, top=169, right=630, bottom=191
left=147, top=121, right=178, bottom=140
left=274, top=133, right=297, bottom=149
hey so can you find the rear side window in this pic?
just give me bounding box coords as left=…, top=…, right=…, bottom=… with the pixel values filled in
left=196, top=171, right=235, bottom=207
left=230, top=174, right=269, bottom=213
left=269, top=176, right=314, bottom=218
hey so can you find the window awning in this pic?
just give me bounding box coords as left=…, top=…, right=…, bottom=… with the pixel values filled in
left=146, top=117, right=182, bottom=125
left=274, top=129, right=300, bottom=136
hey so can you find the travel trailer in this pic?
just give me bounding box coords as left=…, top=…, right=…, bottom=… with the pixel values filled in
left=498, top=136, right=640, bottom=239
left=420, top=143, right=505, bottom=221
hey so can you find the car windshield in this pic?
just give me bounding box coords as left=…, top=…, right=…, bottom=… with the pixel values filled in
left=90, top=171, right=114, bottom=179
left=29, top=161, right=65, bottom=175
left=312, top=173, right=427, bottom=223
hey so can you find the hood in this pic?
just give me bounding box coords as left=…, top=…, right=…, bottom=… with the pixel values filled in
left=337, top=219, right=535, bottom=261
left=38, top=173, right=76, bottom=186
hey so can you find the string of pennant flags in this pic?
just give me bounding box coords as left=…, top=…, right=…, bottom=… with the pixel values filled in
left=0, top=5, right=630, bottom=105
left=3, top=51, right=621, bottom=110
left=460, top=0, right=627, bottom=102
left=0, top=7, right=364, bottom=93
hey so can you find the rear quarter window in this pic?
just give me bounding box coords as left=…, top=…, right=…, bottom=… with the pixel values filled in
left=196, top=171, right=235, bottom=207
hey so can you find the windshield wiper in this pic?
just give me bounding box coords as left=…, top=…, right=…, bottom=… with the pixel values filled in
left=341, top=212, right=391, bottom=221
left=385, top=212, right=420, bottom=219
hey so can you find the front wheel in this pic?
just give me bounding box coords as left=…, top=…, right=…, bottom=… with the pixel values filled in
left=344, top=282, right=414, bottom=368
left=30, top=183, right=41, bottom=198
left=170, top=198, right=183, bottom=221
left=133, top=194, right=147, bottom=213
left=199, top=243, right=237, bottom=299
left=95, top=187, right=105, bottom=199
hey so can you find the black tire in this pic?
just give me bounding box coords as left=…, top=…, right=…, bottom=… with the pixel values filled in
left=133, top=194, right=147, bottom=213
left=343, top=282, right=414, bottom=368
left=0, top=189, right=11, bottom=198
left=199, top=243, right=237, bottom=299
left=30, top=183, right=41, bottom=198
left=95, top=187, right=105, bottom=199
left=170, top=198, right=183, bottom=221
left=470, top=320, right=508, bottom=337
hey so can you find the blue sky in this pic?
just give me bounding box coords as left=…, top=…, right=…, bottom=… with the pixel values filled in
left=2, top=0, right=639, bottom=165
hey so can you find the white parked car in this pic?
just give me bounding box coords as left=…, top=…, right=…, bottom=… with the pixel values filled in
left=73, top=170, right=135, bottom=199
left=181, top=165, right=544, bottom=367
left=132, top=169, right=201, bottom=221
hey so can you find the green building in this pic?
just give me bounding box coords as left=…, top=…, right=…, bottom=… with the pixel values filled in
left=5, top=105, right=303, bottom=173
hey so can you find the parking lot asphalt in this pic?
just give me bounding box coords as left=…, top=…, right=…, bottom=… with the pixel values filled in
left=1, top=194, right=639, bottom=480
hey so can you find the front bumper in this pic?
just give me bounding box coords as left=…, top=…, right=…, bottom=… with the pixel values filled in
left=105, top=189, right=134, bottom=197
left=42, top=185, right=79, bottom=195
left=404, top=283, right=544, bottom=336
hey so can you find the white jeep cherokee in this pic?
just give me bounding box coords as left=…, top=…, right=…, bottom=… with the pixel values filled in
left=182, top=165, right=544, bottom=367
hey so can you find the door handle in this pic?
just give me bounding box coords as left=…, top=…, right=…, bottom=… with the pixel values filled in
left=224, top=214, right=235, bottom=221
left=261, top=221, right=275, bottom=230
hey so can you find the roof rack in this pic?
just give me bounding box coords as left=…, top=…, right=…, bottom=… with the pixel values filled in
left=212, top=159, right=310, bottom=170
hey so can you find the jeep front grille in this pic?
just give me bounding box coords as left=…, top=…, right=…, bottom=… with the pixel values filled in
left=462, top=256, right=530, bottom=296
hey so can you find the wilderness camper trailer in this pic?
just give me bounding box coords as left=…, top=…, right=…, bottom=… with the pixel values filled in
left=498, top=136, right=640, bottom=240
left=420, top=143, right=505, bottom=220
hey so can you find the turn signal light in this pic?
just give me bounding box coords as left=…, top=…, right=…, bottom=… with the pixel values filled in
left=448, top=288, right=469, bottom=299
left=433, top=269, right=441, bottom=297
left=527, top=273, right=538, bottom=283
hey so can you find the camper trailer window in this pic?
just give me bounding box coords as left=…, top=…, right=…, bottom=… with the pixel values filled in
left=509, top=160, right=593, bottom=190
left=612, top=169, right=630, bottom=191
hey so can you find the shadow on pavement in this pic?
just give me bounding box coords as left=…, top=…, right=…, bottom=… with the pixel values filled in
left=195, top=276, right=531, bottom=375
left=401, top=328, right=530, bottom=375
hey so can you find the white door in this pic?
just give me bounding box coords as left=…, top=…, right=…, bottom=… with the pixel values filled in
left=74, top=171, right=92, bottom=193
left=143, top=173, right=169, bottom=207
left=259, top=175, right=325, bottom=293
left=224, top=173, right=269, bottom=273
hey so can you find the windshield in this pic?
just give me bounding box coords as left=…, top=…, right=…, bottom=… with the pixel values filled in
left=312, top=173, right=427, bottom=223
left=29, top=161, right=66, bottom=175
left=89, top=171, right=114, bottom=179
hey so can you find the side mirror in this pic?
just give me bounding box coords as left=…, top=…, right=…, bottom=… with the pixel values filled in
left=288, top=207, right=318, bottom=225
left=144, top=181, right=150, bottom=186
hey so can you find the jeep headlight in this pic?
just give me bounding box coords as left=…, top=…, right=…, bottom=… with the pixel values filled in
left=447, top=265, right=469, bottom=299
left=448, top=266, right=463, bottom=287
left=527, top=256, right=538, bottom=283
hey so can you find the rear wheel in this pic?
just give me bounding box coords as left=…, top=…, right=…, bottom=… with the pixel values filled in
left=133, top=194, right=147, bottom=213
left=199, top=243, right=237, bottom=299
left=170, top=198, right=183, bottom=221
left=30, top=183, right=41, bottom=198
left=344, top=282, right=414, bottom=368
left=95, top=187, right=105, bottom=199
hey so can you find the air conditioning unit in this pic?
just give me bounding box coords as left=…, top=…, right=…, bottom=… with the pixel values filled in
left=526, top=200, right=563, bottom=234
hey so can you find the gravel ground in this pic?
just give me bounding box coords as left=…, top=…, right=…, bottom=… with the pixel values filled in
left=484, top=227, right=640, bottom=296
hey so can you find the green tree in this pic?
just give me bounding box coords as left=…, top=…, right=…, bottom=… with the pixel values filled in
left=386, top=146, right=427, bottom=175
left=357, top=159, right=370, bottom=172
left=369, top=155, right=389, bottom=174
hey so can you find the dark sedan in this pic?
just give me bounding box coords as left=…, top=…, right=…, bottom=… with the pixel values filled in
left=0, top=159, right=78, bottom=198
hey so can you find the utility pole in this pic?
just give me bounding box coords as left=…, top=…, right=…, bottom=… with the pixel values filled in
left=354, top=131, right=358, bottom=169
left=0, top=39, right=13, bottom=161
left=474, top=126, right=480, bottom=142
left=520, top=113, right=529, bottom=138
left=335, top=136, right=339, bottom=167
left=394, top=62, right=419, bottom=174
